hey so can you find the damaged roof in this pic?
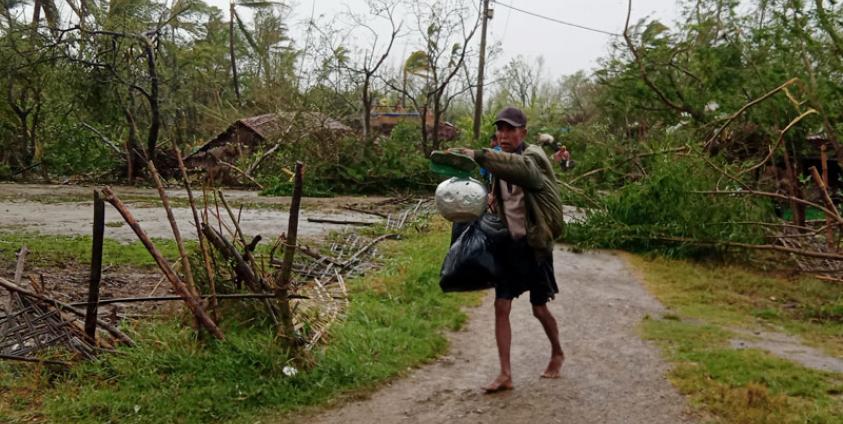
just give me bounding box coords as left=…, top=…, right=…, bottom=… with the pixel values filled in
left=188, top=111, right=352, bottom=158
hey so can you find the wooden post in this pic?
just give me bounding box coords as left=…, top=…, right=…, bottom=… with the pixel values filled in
left=274, top=161, right=303, bottom=346
left=85, top=190, right=105, bottom=341
left=13, top=246, right=28, bottom=286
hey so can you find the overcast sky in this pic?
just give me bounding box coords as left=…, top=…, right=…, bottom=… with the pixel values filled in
left=240, top=0, right=685, bottom=79
left=198, top=0, right=685, bottom=80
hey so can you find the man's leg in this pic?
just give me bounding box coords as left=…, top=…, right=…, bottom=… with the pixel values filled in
left=484, top=298, right=514, bottom=392
left=532, top=304, right=565, bottom=378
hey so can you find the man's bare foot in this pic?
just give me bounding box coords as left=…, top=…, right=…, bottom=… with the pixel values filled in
left=483, top=374, right=513, bottom=393
left=541, top=351, right=565, bottom=378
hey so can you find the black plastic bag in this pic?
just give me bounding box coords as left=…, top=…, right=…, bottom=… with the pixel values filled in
left=440, top=214, right=508, bottom=292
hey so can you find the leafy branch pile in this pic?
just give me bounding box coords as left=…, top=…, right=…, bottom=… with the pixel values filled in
left=559, top=1, right=843, bottom=273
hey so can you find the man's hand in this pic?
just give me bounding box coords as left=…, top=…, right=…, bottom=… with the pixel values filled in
left=447, top=147, right=475, bottom=159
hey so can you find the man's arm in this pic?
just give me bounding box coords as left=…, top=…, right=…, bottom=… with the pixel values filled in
left=473, top=148, right=544, bottom=190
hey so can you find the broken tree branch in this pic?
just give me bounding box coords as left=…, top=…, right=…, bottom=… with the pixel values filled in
left=737, top=108, right=818, bottom=177
left=705, top=77, right=801, bottom=149
left=201, top=223, right=263, bottom=292
left=101, top=187, right=224, bottom=340
left=651, top=236, right=843, bottom=261
left=173, top=145, right=218, bottom=322
left=217, top=160, right=263, bottom=189
left=692, top=189, right=843, bottom=225
left=146, top=160, right=199, bottom=299
left=306, top=218, right=375, bottom=226
left=68, top=292, right=333, bottom=307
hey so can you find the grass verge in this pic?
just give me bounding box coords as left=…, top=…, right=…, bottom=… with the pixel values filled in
left=0, top=232, right=187, bottom=269
left=626, top=254, right=843, bottom=423
left=0, top=220, right=481, bottom=423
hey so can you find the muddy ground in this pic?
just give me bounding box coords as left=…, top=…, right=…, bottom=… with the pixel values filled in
left=0, top=183, right=397, bottom=318
left=292, top=247, right=695, bottom=424
left=0, top=183, right=392, bottom=242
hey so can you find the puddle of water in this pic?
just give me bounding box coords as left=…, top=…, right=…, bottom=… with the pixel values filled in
left=729, top=329, right=843, bottom=374
left=0, top=200, right=382, bottom=242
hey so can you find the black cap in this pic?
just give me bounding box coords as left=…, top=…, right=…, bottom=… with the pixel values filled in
left=494, top=106, right=527, bottom=128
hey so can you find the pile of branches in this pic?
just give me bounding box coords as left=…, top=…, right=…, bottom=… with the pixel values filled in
left=564, top=76, right=843, bottom=283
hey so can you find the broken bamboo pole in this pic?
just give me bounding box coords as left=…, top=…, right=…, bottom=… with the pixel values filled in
left=100, top=187, right=224, bottom=340
left=173, top=146, right=219, bottom=322
left=0, top=354, right=70, bottom=366
left=0, top=276, right=135, bottom=346
left=85, top=190, right=105, bottom=341
left=201, top=224, right=262, bottom=291
left=146, top=160, right=199, bottom=299
left=809, top=166, right=840, bottom=228
left=68, top=292, right=328, bottom=307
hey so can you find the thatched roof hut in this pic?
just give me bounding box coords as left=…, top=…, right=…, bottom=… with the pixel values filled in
left=176, top=112, right=351, bottom=185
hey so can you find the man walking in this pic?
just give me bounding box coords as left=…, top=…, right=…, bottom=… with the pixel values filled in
left=453, top=106, right=565, bottom=393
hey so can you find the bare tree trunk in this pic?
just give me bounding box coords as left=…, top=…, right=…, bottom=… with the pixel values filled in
left=229, top=4, right=241, bottom=106
left=431, top=93, right=442, bottom=151
left=782, top=142, right=805, bottom=226
left=362, top=77, right=371, bottom=140
left=419, top=104, right=430, bottom=154
left=140, top=38, right=160, bottom=166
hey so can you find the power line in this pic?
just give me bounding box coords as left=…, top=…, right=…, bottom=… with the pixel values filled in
left=492, top=1, right=621, bottom=37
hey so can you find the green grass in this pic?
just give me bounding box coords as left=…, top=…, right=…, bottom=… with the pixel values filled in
left=627, top=254, right=843, bottom=423
left=0, top=220, right=481, bottom=423
left=625, top=254, right=843, bottom=356
left=0, top=232, right=187, bottom=269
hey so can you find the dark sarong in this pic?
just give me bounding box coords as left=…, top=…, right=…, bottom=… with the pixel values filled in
left=494, top=238, right=558, bottom=305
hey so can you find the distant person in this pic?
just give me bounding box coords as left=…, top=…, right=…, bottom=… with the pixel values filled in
left=479, top=133, right=500, bottom=185
left=553, top=145, right=571, bottom=171
left=451, top=106, right=565, bottom=393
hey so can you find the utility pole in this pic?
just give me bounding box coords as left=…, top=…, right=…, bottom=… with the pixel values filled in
left=472, top=0, right=492, bottom=142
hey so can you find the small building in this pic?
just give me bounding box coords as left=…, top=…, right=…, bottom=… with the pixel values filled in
left=370, top=105, right=458, bottom=141
left=182, top=112, right=351, bottom=183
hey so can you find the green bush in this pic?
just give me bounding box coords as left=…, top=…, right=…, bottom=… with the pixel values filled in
left=260, top=122, right=439, bottom=196
left=566, top=153, right=773, bottom=257
left=42, top=122, right=121, bottom=177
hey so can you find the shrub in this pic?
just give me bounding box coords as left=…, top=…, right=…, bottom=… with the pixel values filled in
left=260, top=122, right=439, bottom=196
left=566, top=152, right=773, bottom=257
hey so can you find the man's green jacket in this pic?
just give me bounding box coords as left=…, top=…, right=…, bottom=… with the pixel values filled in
left=473, top=143, right=565, bottom=257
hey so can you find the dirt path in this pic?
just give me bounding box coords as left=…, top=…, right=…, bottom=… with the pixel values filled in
left=298, top=247, right=694, bottom=424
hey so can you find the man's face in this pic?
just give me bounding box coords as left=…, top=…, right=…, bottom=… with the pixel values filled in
left=495, top=122, right=527, bottom=153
